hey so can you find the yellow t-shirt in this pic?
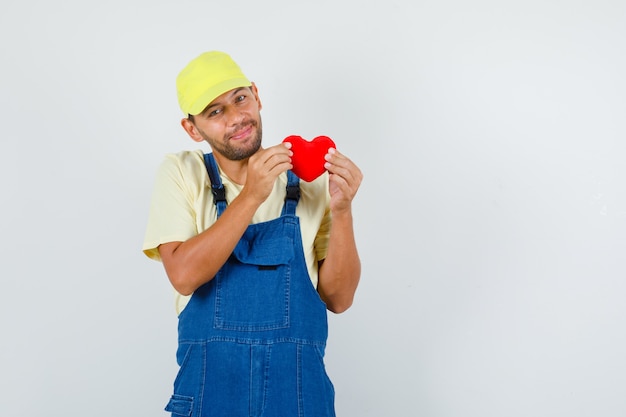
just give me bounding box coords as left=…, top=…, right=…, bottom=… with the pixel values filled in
left=143, top=150, right=331, bottom=315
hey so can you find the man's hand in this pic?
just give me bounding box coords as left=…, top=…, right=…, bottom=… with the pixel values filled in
left=324, top=148, right=363, bottom=213
left=242, top=143, right=293, bottom=203
left=317, top=147, right=363, bottom=313
left=159, top=142, right=293, bottom=296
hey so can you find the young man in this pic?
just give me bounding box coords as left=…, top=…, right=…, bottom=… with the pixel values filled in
left=143, top=51, right=362, bottom=416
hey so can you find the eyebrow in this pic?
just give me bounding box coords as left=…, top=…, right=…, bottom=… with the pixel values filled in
left=201, top=88, right=248, bottom=115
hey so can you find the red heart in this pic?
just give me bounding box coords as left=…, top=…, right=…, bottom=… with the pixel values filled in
left=282, top=135, right=336, bottom=182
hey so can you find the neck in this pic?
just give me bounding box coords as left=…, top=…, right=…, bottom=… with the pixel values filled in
left=212, top=153, right=249, bottom=185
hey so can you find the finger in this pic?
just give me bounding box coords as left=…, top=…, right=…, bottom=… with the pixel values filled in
left=331, top=171, right=359, bottom=197
left=251, top=146, right=291, bottom=167
left=255, top=147, right=292, bottom=175
left=326, top=158, right=361, bottom=184
left=326, top=164, right=355, bottom=186
left=325, top=148, right=358, bottom=171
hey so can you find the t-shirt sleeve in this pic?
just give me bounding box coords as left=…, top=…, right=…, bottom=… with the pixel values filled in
left=142, top=153, right=200, bottom=261
left=312, top=174, right=332, bottom=262
left=314, top=206, right=332, bottom=262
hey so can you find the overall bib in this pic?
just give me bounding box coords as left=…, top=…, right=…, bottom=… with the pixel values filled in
left=165, top=153, right=335, bottom=417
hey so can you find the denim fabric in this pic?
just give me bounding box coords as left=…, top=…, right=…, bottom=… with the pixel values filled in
left=165, top=154, right=334, bottom=417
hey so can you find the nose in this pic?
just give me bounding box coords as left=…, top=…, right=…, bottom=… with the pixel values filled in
left=225, top=106, right=245, bottom=126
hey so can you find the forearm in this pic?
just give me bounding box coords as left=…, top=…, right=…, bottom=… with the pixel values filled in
left=317, top=209, right=361, bottom=313
left=159, top=145, right=294, bottom=295
left=159, top=188, right=261, bottom=295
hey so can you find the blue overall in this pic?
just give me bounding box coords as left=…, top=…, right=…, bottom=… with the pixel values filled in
left=164, top=153, right=335, bottom=417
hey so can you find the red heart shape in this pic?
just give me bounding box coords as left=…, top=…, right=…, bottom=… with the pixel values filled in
left=282, top=135, right=336, bottom=182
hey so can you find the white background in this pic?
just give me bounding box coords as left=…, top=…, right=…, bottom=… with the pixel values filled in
left=1, top=1, right=625, bottom=416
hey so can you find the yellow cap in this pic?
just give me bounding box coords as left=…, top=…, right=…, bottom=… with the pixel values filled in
left=176, top=51, right=251, bottom=116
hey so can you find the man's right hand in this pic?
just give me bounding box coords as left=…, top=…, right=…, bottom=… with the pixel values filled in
left=242, top=142, right=293, bottom=204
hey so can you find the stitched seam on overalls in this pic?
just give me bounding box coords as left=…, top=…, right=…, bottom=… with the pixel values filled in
left=199, top=342, right=206, bottom=416
left=262, top=345, right=271, bottom=415
left=178, top=337, right=327, bottom=346
left=297, top=343, right=304, bottom=417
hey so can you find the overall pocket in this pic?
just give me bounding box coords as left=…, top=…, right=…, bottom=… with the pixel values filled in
left=165, top=394, right=193, bottom=417
left=214, top=236, right=294, bottom=331
left=165, top=343, right=205, bottom=416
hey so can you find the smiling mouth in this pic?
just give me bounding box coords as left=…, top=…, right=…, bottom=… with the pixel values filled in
left=229, top=124, right=254, bottom=141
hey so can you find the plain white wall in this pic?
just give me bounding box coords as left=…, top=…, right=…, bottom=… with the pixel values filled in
left=1, top=0, right=625, bottom=416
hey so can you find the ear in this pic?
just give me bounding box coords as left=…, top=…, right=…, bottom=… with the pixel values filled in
left=181, top=117, right=205, bottom=143
left=250, top=82, right=262, bottom=111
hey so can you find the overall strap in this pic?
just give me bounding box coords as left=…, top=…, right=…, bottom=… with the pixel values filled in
left=204, top=153, right=299, bottom=218
left=203, top=153, right=227, bottom=218
left=282, top=170, right=300, bottom=216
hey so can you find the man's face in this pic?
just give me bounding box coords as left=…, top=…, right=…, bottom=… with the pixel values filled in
left=187, top=85, right=263, bottom=161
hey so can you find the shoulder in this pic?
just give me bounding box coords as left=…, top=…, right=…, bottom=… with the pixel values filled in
left=158, top=149, right=206, bottom=172
left=155, top=150, right=207, bottom=184
left=157, top=150, right=208, bottom=189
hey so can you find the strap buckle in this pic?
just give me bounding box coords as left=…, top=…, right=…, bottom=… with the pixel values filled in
left=285, top=184, right=300, bottom=201
left=211, top=185, right=226, bottom=203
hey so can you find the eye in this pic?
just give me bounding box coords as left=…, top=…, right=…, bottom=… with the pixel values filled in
left=208, top=108, right=222, bottom=117
left=236, top=94, right=246, bottom=102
